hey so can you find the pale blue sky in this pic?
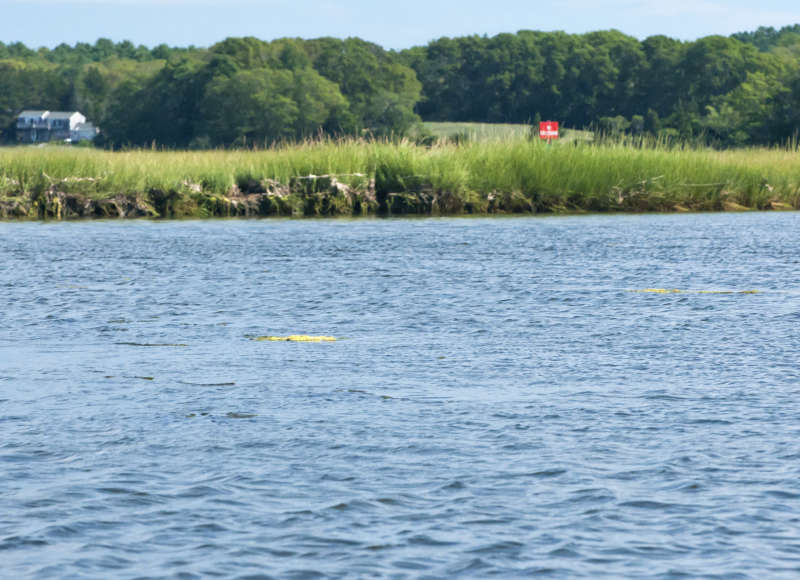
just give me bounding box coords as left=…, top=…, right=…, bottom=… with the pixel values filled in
left=2, top=0, right=800, bottom=50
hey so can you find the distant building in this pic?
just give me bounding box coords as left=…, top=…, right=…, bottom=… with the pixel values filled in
left=16, top=110, right=99, bottom=144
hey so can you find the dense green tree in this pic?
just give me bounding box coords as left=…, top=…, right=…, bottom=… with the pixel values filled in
left=130, top=55, right=209, bottom=147
left=100, top=79, right=152, bottom=146
left=703, top=71, right=791, bottom=144
left=306, top=37, right=422, bottom=135
left=403, top=37, right=467, bottom=121
left=198, top=67, right=346, bottom=145
left=200, top=69, right=299, bottom=145
left=681, top=37, right=763, bottom=101
left=638, top=36, right=685, bottom=117
left=0, top=60, right=72, bottom=130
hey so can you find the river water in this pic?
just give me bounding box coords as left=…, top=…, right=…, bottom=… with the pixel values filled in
left=2, top=213, right=800, bottom=578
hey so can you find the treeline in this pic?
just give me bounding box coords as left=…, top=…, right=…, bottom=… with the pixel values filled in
left=404, top=27, right=800, bottom=145
left=0, top=38, right=195, bottom=64
left=2, top=26, right=800, bottom=147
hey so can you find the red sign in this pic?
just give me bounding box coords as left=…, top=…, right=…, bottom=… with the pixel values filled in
left=540, top=121, right=559, bottom=140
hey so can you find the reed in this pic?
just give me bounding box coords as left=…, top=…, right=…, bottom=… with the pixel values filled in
left=1, top=138, right=798, bottom=219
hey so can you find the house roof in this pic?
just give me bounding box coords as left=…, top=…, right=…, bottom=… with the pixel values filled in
left=48, top=111, right=82, bottom=119
left=17, top=110, right=83, bottom=119
left=18, top=110, right=49, bottom=117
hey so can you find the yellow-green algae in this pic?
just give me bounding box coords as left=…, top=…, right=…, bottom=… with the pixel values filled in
left=630, top=289, right=760, bottom=294
left=253, top=335, right=337, bottom=342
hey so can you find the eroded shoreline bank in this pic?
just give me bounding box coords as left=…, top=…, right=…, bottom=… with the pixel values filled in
left=1, top=177, right=797, bottom=221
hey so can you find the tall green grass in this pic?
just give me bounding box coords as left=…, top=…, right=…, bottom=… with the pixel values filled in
left=1, top=138, right=799, bottom=218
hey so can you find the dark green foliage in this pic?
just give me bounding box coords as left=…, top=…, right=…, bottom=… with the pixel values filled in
left=0, top=59, right=74, bottom=131
left=406, top=30, right=648, bottom=127
left=404, top=28, right=800, bottom=146
left=92, top=36, right=419, bottom=147
left=3, top=24, right=800, bottom=148
left=733, top=25, right=800, bottom=52
left=305, top=37, right=422, bottom=135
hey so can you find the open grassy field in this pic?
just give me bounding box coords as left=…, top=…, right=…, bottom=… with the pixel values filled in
left=419, top=122, right=593, bottom=143
left=421, top=122, right=534, bottom=141
left=1, top=138, right=798, bottom=219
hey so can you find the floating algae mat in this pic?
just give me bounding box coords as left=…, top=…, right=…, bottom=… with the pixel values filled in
left=253, top=335, right=337, bottom=342
left=226, top=412, right=258, bottom=419
left=184, top=412, right=257, bottom=419
left=630, top=289, right=759, bottom=295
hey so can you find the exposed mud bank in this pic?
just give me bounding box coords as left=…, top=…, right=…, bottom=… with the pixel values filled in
left=1, top=172, right=797, bottom=221
left=0, top=173, right=560, bottom=220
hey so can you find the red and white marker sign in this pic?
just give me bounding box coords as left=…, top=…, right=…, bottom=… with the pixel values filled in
left=539, top=121, right=559, bottom=140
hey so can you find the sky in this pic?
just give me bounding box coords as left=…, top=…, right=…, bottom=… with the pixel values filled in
left=2, top=0, right=800, bottom=50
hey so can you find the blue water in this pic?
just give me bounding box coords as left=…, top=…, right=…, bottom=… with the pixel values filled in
left=2, top=213, right=800, bottom=578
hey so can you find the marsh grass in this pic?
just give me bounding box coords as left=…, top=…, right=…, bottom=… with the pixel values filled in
left=1, top=137, right=799, bottom=218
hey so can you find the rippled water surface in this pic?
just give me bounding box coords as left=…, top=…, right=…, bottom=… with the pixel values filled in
left=3, top=213, right=800, bottom=578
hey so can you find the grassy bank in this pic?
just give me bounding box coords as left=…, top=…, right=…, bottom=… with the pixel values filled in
left=1, top=139, right=799, bottom=219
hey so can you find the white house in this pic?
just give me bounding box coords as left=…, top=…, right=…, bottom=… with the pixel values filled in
left=16, top=110, right=99, bottom=143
